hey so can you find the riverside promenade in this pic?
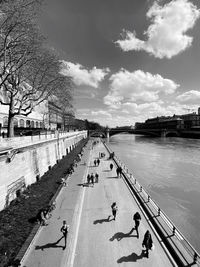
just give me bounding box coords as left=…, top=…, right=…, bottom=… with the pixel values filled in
left=21, top=139, right=177, bottom=267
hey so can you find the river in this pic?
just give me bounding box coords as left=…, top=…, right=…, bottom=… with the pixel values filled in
left=106, top=134, right=200, bottom=253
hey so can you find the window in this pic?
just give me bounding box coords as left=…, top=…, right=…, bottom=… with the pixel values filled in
left=19, top=119, right=24, bottom=127
left=3, top=117, right=8, bottom=127
left=31, top=121, right=34, bottom=128
left=26, top=120, right=30, bottom=128
left=13, top=118, right=18, bottom=128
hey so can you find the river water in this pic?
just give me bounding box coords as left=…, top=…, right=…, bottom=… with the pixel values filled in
left=106, top=134, right=200, bottom=253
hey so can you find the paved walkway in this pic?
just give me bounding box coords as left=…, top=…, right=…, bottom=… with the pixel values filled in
left=21, top=140, right=177, bottom=267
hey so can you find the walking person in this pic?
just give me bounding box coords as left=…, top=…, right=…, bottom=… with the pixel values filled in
left=87, top=173, right=91, bottom=185
left=97, top=158, right=100, bottom=166
left=90, top=173, right=94, bottom=186
left=60, top=220, right=69, bottom=249
left=38, top=209, right=47, bottom=226
left=129, top=212, right=141, bottom=238
left=95, top=172, right=99, bottom=183
left=111, top=202, right=118, bottom=220
left=119, top=166, right=122, bottom=177
left=142, top=230, right=153, bottom=258
left=94, top=159, right=97, bottom=167
left=116, top=167, right=120, bottom=177
left=110, top=163, right=113, bottom=171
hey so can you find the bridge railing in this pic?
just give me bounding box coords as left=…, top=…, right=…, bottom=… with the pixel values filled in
left=103, top=142, right=200, bottom=266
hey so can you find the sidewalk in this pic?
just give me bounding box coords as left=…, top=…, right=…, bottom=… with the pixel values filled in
left=21, top=140, right=92, bottom=267
left=21, top=139, right=176, bottom=267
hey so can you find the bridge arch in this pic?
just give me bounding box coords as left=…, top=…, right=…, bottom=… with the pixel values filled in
left=89, top=130, right=107, bottom=138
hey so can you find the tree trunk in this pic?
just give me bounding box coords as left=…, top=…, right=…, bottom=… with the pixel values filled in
left=7, top=96, right=15, bottom=138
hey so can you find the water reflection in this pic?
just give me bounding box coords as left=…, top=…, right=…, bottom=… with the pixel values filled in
left=107, top=134, right=200, bottom=252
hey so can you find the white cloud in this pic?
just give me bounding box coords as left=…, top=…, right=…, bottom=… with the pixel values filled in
left=91, top=110, right=112, bottom=118
left=176, top=90, right=200, bottom=104
left=104, top=69, right=179, bottom=108
left=60, top=61, right=109, bottom=88
left=115, top=0, right=200, bottom=58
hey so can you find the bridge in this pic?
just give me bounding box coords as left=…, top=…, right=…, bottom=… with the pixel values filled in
left=19, top=139, right=200, bottom=267
left=89, top=128, right=181, bottom=138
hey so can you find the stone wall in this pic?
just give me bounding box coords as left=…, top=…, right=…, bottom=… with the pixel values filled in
left=0, top=131, right=87, bottom=210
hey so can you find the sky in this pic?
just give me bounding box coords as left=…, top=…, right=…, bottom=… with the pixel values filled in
left=40, top=0, right=200, bottom=127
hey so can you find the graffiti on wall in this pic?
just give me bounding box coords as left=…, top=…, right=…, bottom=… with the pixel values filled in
left=5, top=176, right=26, bottom=207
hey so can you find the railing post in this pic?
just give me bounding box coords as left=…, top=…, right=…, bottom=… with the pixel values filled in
left=158, top=208, right=160, bottom=216
left=173, top=226, right=176, bottom=235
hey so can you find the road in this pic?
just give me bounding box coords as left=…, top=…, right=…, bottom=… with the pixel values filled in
left=21, top=140, right=176, bottom=267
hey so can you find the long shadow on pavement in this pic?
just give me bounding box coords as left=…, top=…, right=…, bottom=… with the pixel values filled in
left=35, top=237, right=65, bottom=250
left=110, top=232, right=138, bottom=241
left=117, top=251, right=146, bottom=263
left=93, top=216, right=111, bottom=224
left=77, top=183, right=90, bottom=187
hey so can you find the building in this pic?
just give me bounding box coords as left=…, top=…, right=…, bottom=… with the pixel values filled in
left=135, top=107, right=200, bottom=131
left=0, top=102, right=45, bottom=136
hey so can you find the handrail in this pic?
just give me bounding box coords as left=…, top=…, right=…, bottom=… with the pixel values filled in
left=103, top=141, right=200, bottom=266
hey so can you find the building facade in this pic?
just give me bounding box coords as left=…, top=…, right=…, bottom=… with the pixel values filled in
left=135, top=108, right=200, bottom=131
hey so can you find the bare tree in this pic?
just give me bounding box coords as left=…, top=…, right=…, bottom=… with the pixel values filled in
left=0, top=0, right=73, bottom=136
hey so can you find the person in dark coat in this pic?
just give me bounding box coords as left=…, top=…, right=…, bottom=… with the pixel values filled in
left=142, top=230, right=153, bottom=258
left=116, top=167, right=120, bottom=177
left=129, top=212, right=141, bottom=238
left=95, top=173, right=99, bottom=183
left=110, top=163, right=113, bottom=171
left=111, top=202, right=118, bottom=220
left=87, top=174, right=91, bottom=184
left=90, top=173, right=94, bottom=186
left=97, top=158, right=100, bottom=166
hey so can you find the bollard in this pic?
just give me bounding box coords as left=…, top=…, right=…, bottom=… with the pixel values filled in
left=148, top=195, right=150, bottom=202
left=140, top=186, right=142, bottom=192
left=134, top=179, right=136, bottom=185
left=158, top=208, right=160, bottom=216
left=173, top=226, right=176, bottom=235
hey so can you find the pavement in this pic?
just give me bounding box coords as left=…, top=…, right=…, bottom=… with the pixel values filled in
left=21, top=139, right=177, bottom=267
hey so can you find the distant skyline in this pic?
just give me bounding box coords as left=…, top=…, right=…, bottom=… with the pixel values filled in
left=40, top=0, right=200, bottom=127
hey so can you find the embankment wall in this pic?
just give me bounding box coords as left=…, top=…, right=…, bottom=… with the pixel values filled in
left=0, top=131, right=87, bottom=210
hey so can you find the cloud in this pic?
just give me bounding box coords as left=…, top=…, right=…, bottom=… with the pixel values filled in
left=60, top=61, right=109, bottom=88
left=176, top=90, right=200, bottom=104
left=104, top=69, right=179, bottom=108
left=115, top=0, right=200, bottom=58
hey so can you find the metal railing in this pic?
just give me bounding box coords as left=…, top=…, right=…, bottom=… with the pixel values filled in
left=0, top=131, right=87, bottom=150
left=104, top=142, right=200, bottom=266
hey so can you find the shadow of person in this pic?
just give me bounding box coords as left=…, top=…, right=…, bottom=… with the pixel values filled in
left=77, top=183, right=89, bottom=187
left=35, top=237, right=64, bottom=250
left=110, top=232, right=137, bottom=241
left=117, top=251, right=146, bottom=263
left=93, top=216, right=110, bottom=224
